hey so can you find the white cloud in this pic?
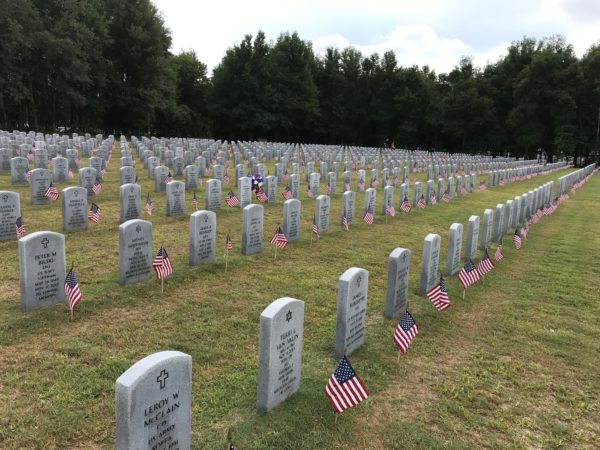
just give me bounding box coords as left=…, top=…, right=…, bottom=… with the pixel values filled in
left=152, top=0, right=600, bottom=74
left=314, top=25, right=503, bottom=73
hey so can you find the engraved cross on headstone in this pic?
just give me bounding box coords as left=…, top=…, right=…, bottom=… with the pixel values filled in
left=156, top=369, right=169, bottom=389
left=356, top=275, right=362, bottom=288
left=41, top=238, right=49, bottom=248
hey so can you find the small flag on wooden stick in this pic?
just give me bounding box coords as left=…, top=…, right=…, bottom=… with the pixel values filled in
left=64, top=263, right=82, bottom=319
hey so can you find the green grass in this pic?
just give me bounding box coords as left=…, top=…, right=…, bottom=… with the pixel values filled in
left=0, top=152, right=598, bottom=449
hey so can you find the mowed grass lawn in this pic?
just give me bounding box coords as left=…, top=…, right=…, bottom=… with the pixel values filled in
left=0, top=149, right=598, bottom=449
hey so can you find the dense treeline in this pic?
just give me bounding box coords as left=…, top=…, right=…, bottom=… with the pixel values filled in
left=1, top=0, right=598, bottom=161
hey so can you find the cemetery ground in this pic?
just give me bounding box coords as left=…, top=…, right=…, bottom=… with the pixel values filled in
left=0, top=155, right=599, bottom=449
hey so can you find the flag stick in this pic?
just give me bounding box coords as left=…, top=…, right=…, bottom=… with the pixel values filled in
left=161, top=276, right=164, bottom=294
left=397, top=350, right=401, bottom=364
left=335, top=415, right=338, bottom=425
left=225, top=252, right=228, bottom=272
left=274, top=244, right=278, bottom=260
left=462, top=289, right=466, bottom=300
left=310, top=230, right=313, bottom=247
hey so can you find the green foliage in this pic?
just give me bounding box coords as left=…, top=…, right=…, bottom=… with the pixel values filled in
left=0, top=5, right=599, bottom=159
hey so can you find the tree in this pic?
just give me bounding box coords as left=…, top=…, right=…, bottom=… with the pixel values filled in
left=103, top=0, right=174, bottom=134
left=439, top=57, right=495, bottom=152
left=267, top=32, right=320, bottom=141
left=578, top=43, right=600, bottom=164
left=157, top=51, right=210, bottom=137
left=507, top=36, right=580, bottom=160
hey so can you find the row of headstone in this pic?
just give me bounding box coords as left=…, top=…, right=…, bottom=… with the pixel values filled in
left=557, top=164, right=595, bottom=196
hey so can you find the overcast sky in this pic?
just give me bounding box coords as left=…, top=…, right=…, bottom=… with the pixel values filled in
left=152, top=0, right=600, bottom=74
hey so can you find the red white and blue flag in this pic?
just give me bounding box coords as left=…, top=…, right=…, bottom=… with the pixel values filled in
left=459, top=259, right=480, bottom=289
left=324, top=356, right=369, bottom=414
left=478, top=248, right=495, bottom=276
left=270, top=225, right=288, bottom=249
left=426, top=276, right=451, bottom=311
left=152, top=246, right=173, bottom=280
left=393, top=310, right=419, bottom=353
left=88, top=203, right=101, bottom=224
left=45, top=182, right=59, bottom=201
left=64, top=266, right=82, bottom=314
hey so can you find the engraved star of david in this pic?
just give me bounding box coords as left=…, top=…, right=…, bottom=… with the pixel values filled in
left=285, top=310, right=292, bottom=322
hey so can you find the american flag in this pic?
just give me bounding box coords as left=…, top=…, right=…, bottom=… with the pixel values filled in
left=341, top=212, right=349, bottom=230
left=326, top=183, right=332, bottom=195
left=45, top=182, right=59, bottom=201
left=88, top=203, right=101, bottom=223
left=270, top=225, right=288, bottom=249
left=426, top=276, right=451, bottom=311
left=256, top=189, right=268, bottom=203
left=312, top=215, right=319, bottom=237
left=25, top=168, right=31, bottom=182
left=442, top=190, right=450, bottom=203
left=543, top=204, right=551, bottom=216
left=27, top=150, right=34, bottom=161
left=205, top=167, right=212, bottom=177
left=344, top=182, right=350, bottom=192
left=307, top=186, right=314, bottom=198
left=324, top=356, right=369, bottom=414
left=64, top=266, right=82, bottom=314
left=459, top=259, right=480, bottom=289
left=385, top=204, right=396, bottom=217
left=223, top=174, right=230, bottom=185
left=92, top=180, right=102, bottom=195
left=192, top=191, right=198, bottom=210
left=400, top=196, right=412, bottom=213
left=225, top=233, right=233, bottom=254
left=281, top=186, right=293, bottom=200
left=357, top=179, right=365, bottom=190
left=537, top=209, right=544, bottom=220
left=15, top=216, right=26, bottom=239
left=100, top=168, right=106, bottom=177
left=393, top=310, right=419, bottom=353
left=478, top=248, right=495, bottom=275
left=430, top=192, right=437, bottom=205
left=152, top=246, right=173, bottom=280
left=479, top=182, right=486, bottom=191
left=283, top=171, right=290, bottom=182
left=363, top=207, right=374, bottom=224
left=417, top=194, right=426, bottom=209
left=67, top=169, right=74, bottom=179
left=499, top=179, right=506, bottom=186
left=225, top=191, right=240, bottom=207
left=393, top=175, right=399, bottom=185
left=514, top=228, right=522, bottom=249
left=494, top=241, right=504, bottom=261
left=145, top=194, right=153, bottom=215
left=461, top=186, right=467, bottom=195
left=520, top=225, right=528, bottom=240
left=164, top=172, right=173, bottom=184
